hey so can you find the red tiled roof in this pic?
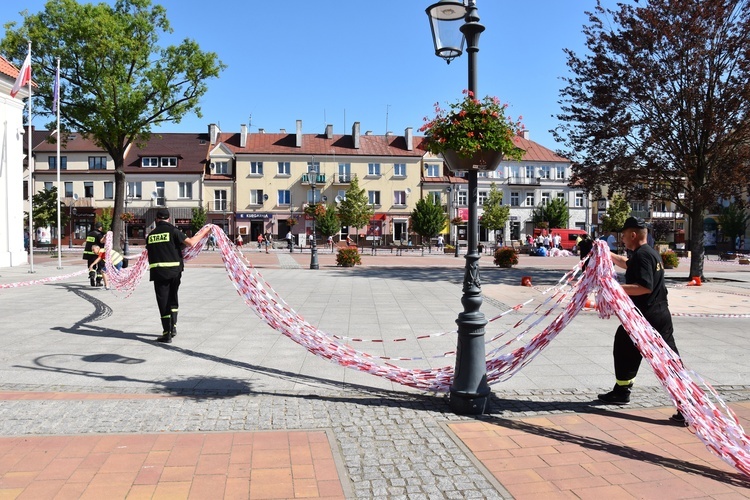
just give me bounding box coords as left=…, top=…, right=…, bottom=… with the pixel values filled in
left=124, top=132, right=209, bottom=174
left=33, top=132, right=103, bottom=153
left=512, top=135, right=569, bottom=162
left=216, top=132, right=426, bottom=157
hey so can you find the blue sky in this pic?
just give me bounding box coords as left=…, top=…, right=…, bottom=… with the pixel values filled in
left=3, top=0, right=601, bottom=150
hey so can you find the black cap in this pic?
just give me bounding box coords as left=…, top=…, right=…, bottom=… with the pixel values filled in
left=620, top=216, right=647, bottom=231
left=94, top=221, right=103, bottom=229
left=156, top=208, right=170, bottom=220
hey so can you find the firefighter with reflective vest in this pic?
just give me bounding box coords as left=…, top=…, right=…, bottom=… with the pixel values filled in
left=82, top=221, right=105, bottom=287
left=146, top=208, right=208, bottom=343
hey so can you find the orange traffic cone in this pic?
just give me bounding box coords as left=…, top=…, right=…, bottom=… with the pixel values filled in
left=521, top=276, right=532, bottom=287
left=691, top=276, right=702, bottom=286
left=585, top=297, right=596, bottom=309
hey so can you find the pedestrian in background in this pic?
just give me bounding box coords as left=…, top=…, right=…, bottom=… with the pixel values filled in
left=83, top=221, right=105, bottom=287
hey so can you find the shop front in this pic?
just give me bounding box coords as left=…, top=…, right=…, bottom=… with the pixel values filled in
left=236, top=212, right=273, bottom=242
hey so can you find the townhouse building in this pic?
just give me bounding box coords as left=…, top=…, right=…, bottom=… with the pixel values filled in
left=32, top=131, right=207, bottom=245
left=206, top=121, right=425, bottom=244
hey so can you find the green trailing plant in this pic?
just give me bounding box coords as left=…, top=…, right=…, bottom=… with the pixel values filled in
left=336, top=247, right=361, bottom=267
left=661, top=250, right=679, bottom=268
left=493, top=246, right=519, bottom=268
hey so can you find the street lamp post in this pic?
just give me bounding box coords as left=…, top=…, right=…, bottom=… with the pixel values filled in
left=308, top=163, right=319, bottom=269
left=427, top=0, right=490, bottom=415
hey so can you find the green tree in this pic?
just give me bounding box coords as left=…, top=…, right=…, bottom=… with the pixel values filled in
left=555, top=0, right=750, bottom=278
left=599, top=194, right=631, bottom=233
left=531, top=198, right=570, bottom=229
left=337, top=176, right=373, bottom=242
left=28, top=187, right=66, bottom=230
left=480, top=183, right=509, bottom=240
left=2, top=0, right=225, bottom=249
left=98, top=207, right=113, bottom=232
left=315, top=204, right=341, bottom=242
left=410, top=196, right=447, bottom=250
left=717, top=203, right=749, bottom=250
left=651, top=220, right=672, bottom=242
left=191, top=206, right=207, bottom=234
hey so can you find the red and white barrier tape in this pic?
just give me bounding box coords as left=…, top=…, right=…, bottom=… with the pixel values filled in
left=0, top=269, right=87, bottom=289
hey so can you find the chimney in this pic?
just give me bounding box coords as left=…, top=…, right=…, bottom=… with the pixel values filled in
left=521, top=130, right=530, bottom=140
left=258, top=128, right=265, bottom=134
left=325, top=124, right=333, bottom=139
left=352, top=121, right=360, bottom=149
left=405, top=127, right=413, bottom=151
left=280, top=128, right=286, bottom=133
left=209, top=123, right=220, bottom=145
left=365, top=130, right=373, bottom=135
left=240, top=124, right=247, bottom=148
left=296, top=119, right=302, bottom=147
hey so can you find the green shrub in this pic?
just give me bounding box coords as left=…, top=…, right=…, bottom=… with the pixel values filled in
left=660, top=250, right=679, bottom=268
left=336, top=247, right=362, bottom=267
left=493, top=246, right=519, bottom=268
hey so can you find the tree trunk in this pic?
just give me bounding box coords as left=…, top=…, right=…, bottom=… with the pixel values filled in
left=688, top=211, right=705, bottom=280
left=112, top=166, right=126, bottom=250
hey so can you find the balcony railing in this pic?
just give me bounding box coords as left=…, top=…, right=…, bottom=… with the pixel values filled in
left=651, top=211, right=684, bottom=219
left=507, top=177, right=541, bottom=186
left=301, top=173, right=326, bottom=185
left=334, top=174, right=351, bottom=184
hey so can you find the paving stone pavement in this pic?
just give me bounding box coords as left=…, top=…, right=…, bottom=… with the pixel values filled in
left=1, top=249, right=749, bottom=498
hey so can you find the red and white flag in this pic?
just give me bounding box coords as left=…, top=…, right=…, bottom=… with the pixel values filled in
left=10, top=52, right=31, bottom=98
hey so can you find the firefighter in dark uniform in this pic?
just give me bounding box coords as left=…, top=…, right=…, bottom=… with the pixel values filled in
left=146, top=208, right=207, bottom=343
left=598, top=217, right=685, bottom=425
left=82, top=221, right=105, bottom=287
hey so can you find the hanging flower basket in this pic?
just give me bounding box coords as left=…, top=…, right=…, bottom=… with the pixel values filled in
left=420, top=90, right=525, bottom=171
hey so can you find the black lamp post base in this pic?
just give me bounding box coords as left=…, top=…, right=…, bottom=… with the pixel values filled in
left=449, top=388, right=490, bottom=415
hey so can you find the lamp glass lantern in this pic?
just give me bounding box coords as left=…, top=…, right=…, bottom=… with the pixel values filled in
left=426, top=0, right=467, bottom=63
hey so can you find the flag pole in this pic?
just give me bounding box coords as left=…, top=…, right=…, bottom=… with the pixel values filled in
left=55, top=57, right=62, bottom=269
left=26, top=41, right=34, bottom=274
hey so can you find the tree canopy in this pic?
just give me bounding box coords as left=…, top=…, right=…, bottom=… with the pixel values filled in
left=554, top=0, right=750, bottom=277
left=1, top=0, right=225, bottom=247
left=531, top=198, right=570, bottom=229
left=315, top=204, right=341, bottom=240
left=28, top=187, right=66, bottom=230
left=410, top=196, right=446, bottom=248
left=599, top=194, right=631, bottom=233
left=337, top=176, right=373, bottom=239
left=480, top=183, right=509, bottom=236
left=717, top=202, right=749, bottom=249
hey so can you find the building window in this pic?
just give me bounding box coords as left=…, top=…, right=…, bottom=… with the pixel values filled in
left=48, top=156, right=67, bottom=170
left=338, top=163, right=351, bottom=183
left=277, top=161, right=290, bottom=175
left=368, top=190, right=381, bottom=206
left=44, top=181, right=53, bottom=191
left=457, top=190, right=467, bottom=206
left=368, top=163, right=381, bottom=176
left=425, top=164, right=440, bottom=177
left=155, top=181, right=165, bottom=206
left=557, top=192, right=565, bottom=200
left=478, top=190, right=488, bottom=205
left=429, top=191, right=441, bottom=204
left=525, top=165, right=535, bottom=178
left=394, top=191, right=406, bottom=205
left=214, top=190, right=227, bottom=211
left=541, top=192, right=551, bottom=205
left=161, top=157, right=177, bottom=167
left=142, top=157, right=158, bottom=167
left=278, top=190, right=291, bottom=205
left=306, top=190, right=321, bottom=204
left=510, top=191, right=520, bottom=207
left=84, top=182, right=94, bottom=198
left=337, top=190, right=347, bottom=201
left=89, top=156, right=107, bottom=170
left=539, top=166, right=550, bottom=179
left=178, top=182, right=193, bottom=199
left=249, top=189, right=264, bottom=205
left=214, top=161, right=228, bottom=174
left=307, top=161, right=320, bottom=173
left=394, top=163, right=406, bottom=176
left=575, top=192, right=584, bottom=207
left=127, top=182, right=142, bottom=199
left=104, top=182, right=114, bottom=200
left=64, top=182, right=73, bottom=197
left=555, top=165, right=566, bottom=180
left=525, top=193, right=535, bottom=206
left=250, top=161, right=263, bottom=175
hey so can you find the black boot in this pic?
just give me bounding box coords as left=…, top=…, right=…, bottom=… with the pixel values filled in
left=89, top=270, right=96, bottom=287
left=156, top=331, right=172, bottom=343
left=157, top=316, right=173, bottom=343
left=597, top=382, right=632, bottom=405
left=171, top=311, right=178, bottom=337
